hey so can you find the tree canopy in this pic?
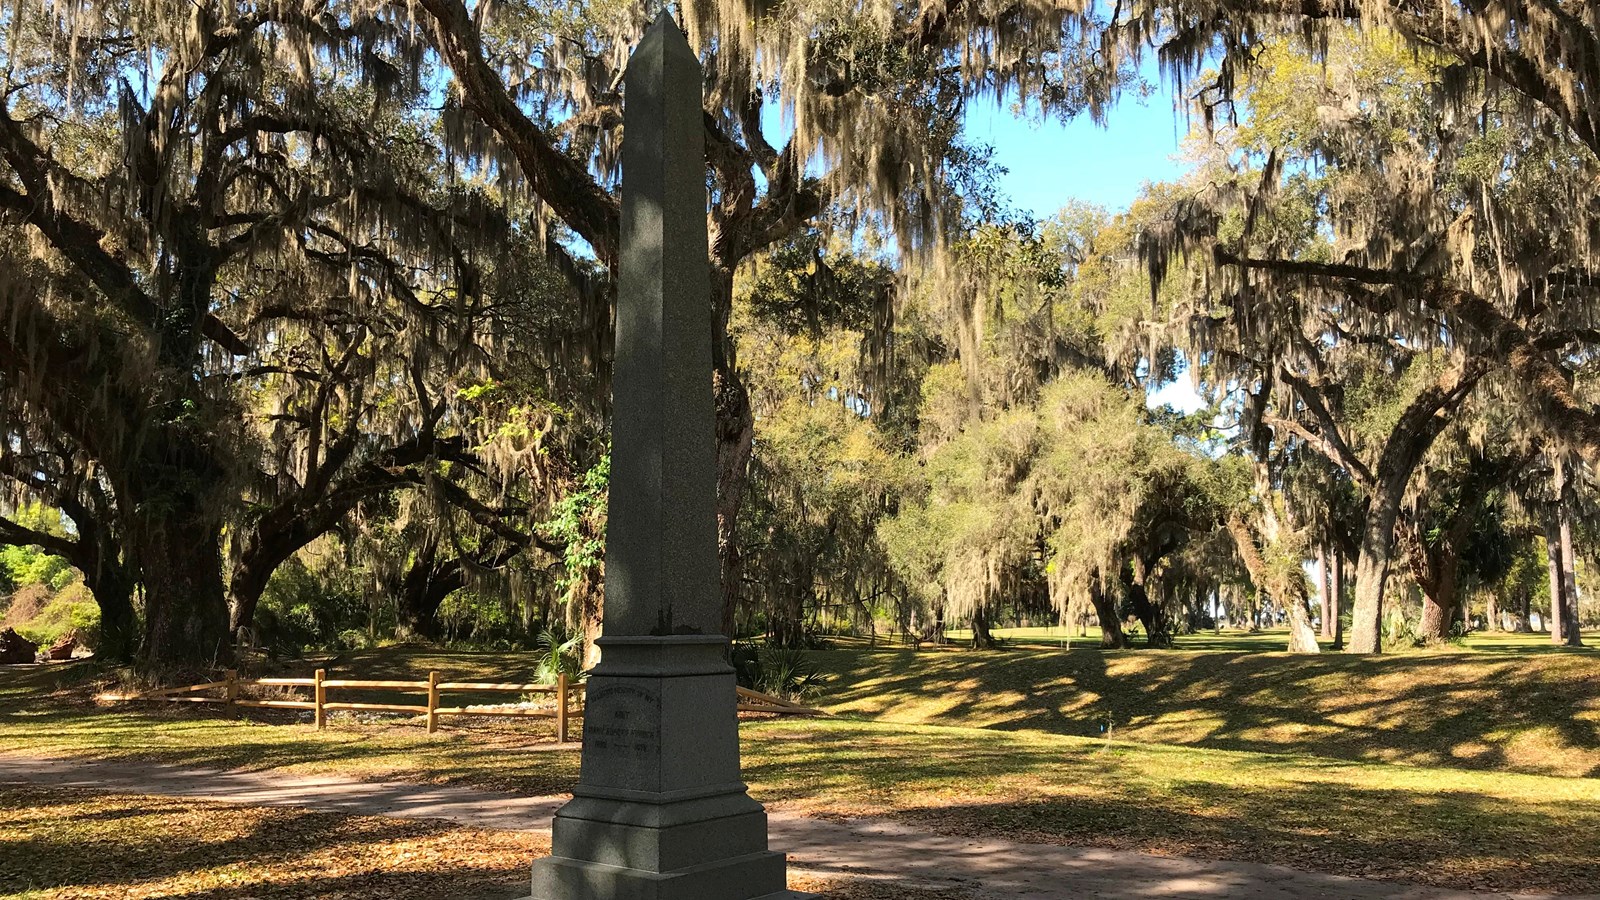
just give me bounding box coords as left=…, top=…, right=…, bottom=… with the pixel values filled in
left=1, top=0, right=1597, bottom=671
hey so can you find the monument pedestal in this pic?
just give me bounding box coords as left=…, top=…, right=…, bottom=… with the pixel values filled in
left=529, top=638, right=810, bottom=900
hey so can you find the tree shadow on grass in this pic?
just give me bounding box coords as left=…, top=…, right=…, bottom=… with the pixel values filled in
left=883, top=781, right=1598, bottom=896
left=742, top=721, right=1600, bottom=896
left=0, top=785, right=539, bottom=899
left=0, top=679, right=583, bottom=798
left=812, top=646, right=1600, bottom=777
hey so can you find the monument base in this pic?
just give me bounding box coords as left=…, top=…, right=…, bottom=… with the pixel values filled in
left=529, top=851, right=797, bottom=900
left=529, top=795, right=795, bottom=900
left=527, top=636, right=813, bottom=899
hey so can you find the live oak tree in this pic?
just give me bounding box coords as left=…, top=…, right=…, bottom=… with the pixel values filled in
left=1138, top=28, right=1600, bottom=651
left=734, top=237, right=906, bottom=646
left=396, top=0, right=1131, bottom=632
left=0, top=0, right=582, bottom=670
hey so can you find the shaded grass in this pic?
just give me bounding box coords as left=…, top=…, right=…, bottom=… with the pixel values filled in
left=0, top=663, right=579, bottom=795
left=306, top=637, right=1600, bottom=780
left=0, top=784, right=540, bottom=899
left=742, top=718, right=1600, bottom=895
left=0, top=785, right=909, bottom=900
left=4, top=663, right=1600, bottom=895
left=808, top=643, right=1600, bottom=777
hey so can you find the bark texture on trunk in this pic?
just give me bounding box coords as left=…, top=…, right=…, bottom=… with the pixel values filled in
left=1545, top=514, right=1565, bottom=638
left=1331, top=549, right=1345, bottom=650
left=969, top=605, right=996, bottom=649
left=1225, top=515, right=1320, bottom=653
left=1122, top=565, right=1172, bottom=647
left=86, top=566, right=139, bottom=663
left=1558, top=494, right=1583, bottom=648
left=1299, top=356, right=1486, bottom=654
left=1318, top=545, right=1334, bottom=639
left=135, top=514, right=231, bottom=672
left=1285, top=591, right=1322, bottom=653
left=1419, top=594, right=1453, bottom=643
left=395, top=543, right=457, bottom=642
left=1088, top=569, right=1126, bottom=649
left=1348, top=508, right=1398, bottom=654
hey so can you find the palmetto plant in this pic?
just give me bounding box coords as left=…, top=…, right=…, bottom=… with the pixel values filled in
left=732, top=643, right=826, bottom=702
left=534, top=627, right=584, bottom=684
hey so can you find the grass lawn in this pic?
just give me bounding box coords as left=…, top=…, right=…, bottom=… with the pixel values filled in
left=0, top=784, right=539, bottom=900
left=810, top=641, right=1600, bottom=777
left=0, top=785, right=930, bottom=900
left=268, top=640, right=1600, bottom=778
left=4, top=661, right=1600, bottom=894
left=940, top=625, right=1600, bottom=654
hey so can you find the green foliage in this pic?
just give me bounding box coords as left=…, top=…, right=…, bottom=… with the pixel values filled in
left=533, top=626, right=583, bottom=684
left=13, top=580, right=98, bottom=649
left=0, top=545, right=73, bottom=594
left=255, top=544, right=370, bottom=657
left=744, top=230, right=894, bottom=336
left=538, top=454, right=609, bottom=608
left=0, top=504, right=75, bottom=594
left=732, top=644, right=827, bottom=702
left=436, top=590, right=516, bottom=648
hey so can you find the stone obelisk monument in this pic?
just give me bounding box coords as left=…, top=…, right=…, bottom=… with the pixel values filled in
left=528, top=12, right=808, bottom=900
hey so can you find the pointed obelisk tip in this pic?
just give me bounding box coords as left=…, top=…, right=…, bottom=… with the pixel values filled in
left=640, top=7, right=691, bottom=54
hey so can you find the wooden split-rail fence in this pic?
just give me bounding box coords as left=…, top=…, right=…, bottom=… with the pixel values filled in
left=109, top=671, right=821, bottom=744
left=113, top=670, right=584, bottom=742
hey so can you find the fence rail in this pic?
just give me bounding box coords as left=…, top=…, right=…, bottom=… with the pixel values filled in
left=106, top=671, right=822, bottom=742
left=108, top=669, right=585, bottom=742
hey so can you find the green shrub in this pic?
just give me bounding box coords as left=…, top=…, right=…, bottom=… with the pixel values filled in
left=732, top=644, right=826, bottom=702
left=255, top=548, right=368, bottom=656
left=534, top=626, right=583, bottom=683
left=14, top=580, right=99, bottom=649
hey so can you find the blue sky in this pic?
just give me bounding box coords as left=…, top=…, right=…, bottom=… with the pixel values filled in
left=962, top=66, right=1191, bottom=221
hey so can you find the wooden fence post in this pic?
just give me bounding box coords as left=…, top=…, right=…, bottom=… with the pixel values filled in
left=426, top=671, right=440, bottom=734
left=557, top=673, right=569, bottom=744
left=314, top=668, right=327, bottom=730
left=224, top=669, right=238, bottom=707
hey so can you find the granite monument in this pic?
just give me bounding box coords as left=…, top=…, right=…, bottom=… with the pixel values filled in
left=527, top=11, right=810, bottom=900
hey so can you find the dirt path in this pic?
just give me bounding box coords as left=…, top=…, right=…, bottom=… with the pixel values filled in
left=0, top=753, right=1581, bottom=900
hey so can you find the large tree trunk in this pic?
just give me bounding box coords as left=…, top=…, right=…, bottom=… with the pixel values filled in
left=395, top=543, right=460, bottom=643
left=1122, top=565, right=1172, bottom=647
left=1558, top=508, right=1583, bottom=648
left=1087, top=568, right=1126, bottom=648
left=85, top=566, right=139, bottom=664
left=1349, top=487, right=1406, bottom=653
left=1286, top=588, right=1322, bottom=654
left=1544, top=512, right=1565, bottom=639
left=1331, top=548, right=1345, bottom=650
left=134, top=514, right=231, bottom=673
left=969, top=605, right=996, bottom=649
left=227, top=548, right=278, bottom=638
left=1319, top=545, right=1336, bottom=639
left=1419, top=594, right=1453, bottom=643
left=75, top=520, right=139, bottom=663
left=1224, top=513, right=1318, bottom=653
left=1415, top=529, right=1466, bottom=644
